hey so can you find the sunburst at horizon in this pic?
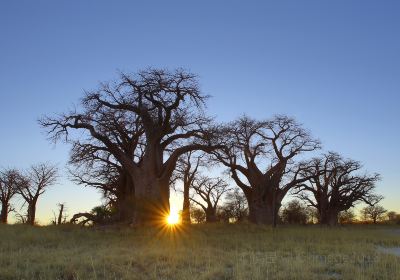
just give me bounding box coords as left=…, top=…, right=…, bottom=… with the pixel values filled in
left=166, top=208, right=180, bottom=225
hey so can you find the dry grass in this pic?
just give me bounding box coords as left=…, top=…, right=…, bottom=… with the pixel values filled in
left=0, top=223, right=399, bottom=280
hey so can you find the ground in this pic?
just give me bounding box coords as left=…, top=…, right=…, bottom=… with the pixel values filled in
left=0, top=224, right=399, bottom=280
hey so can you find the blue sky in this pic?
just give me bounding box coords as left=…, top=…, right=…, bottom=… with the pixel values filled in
left=1, top=1, right=399, bottom=223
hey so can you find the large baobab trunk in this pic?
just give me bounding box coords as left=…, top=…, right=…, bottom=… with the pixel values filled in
left=1, top=203, right=9, bottom=224
left=130, top=148, right=171, bottom=225
left=319, top=209, right=339, bottom=226
left=328, top=212, right=339, bottom=226
left=245, top=187, right=283, bottom=225
left=132, top=176, right=170, bottom=225
left=205, top=207, right=218, bottom=223
left=248, top=202, right=274, bottom=225
left=247, top=198, right=281, bottom=225
left=116, top=172, right=136, bottom=223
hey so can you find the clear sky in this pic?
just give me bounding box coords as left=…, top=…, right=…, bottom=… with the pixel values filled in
left=1, top=1, right=399, bottom=224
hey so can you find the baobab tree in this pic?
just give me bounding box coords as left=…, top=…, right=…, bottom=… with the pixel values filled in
left=338, top=209, right=356, bottom=224
left=280, top=200, right=309, bottom=225
left=173, top=151, right=204, bottom=224
left=386, top=211, right=400, bottom=224
left=0, top=169, right=23, bottom=223
left=190, top=177, right=230, bottom=222
left=294, top=152, right=381, bottom=226
left=212, top=115, right=320, bottom=225
left=190, top=206, right=206, bottom=223
left=40, top=69, right=219, bottom=225
left=17, top=163, right=58, bottom=225
left=361, top=204, right=387, bottom=224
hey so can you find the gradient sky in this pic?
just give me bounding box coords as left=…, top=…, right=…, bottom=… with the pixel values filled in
left=1, top=1, right=399, bottom=224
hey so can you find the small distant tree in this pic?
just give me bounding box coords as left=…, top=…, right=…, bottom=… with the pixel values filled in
left=280, top=200, right=308, bottom=225
left=17, top=163, right=58, bottom=225
left=190, top=177, right=230, bottom=222
left=306, top=207, right=319, bottom=224
left=220, top=189, right=248, bottom=223
left=0, top=169, right=23, bottom=224
left=386, top=211, right=400, bottom=224
left=190, top=206, right=206, bottom=223
left=361, top=205, right=387, bottom=224
left=52, top=203, right=68, bottom=225
left=14, top=212, right=27, bottom=224
left=338, top=209, right=356, bottom=224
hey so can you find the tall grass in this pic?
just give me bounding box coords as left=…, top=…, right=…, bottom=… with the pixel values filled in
left=0, top=224, right=399, bottom=279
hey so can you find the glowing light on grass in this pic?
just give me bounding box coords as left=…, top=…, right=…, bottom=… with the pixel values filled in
left=166, top=210, right=180, bottom=225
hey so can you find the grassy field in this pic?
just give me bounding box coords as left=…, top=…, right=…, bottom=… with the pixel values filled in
left=0, top=224, right=399, bottom=280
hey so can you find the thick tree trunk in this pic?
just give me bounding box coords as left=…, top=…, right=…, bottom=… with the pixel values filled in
left=116, top=172, right=136, bottom=223
left=132, top=174, right=170, bottom=225
left=246, top=189, right=283, bottom=225
left=205, top=208, right=218, bottom=223
left=327, top=211, right=339, bottom=226
left=320, top=209, right=339, bottom=226
left=27, top=201, right=37, bottom=225
left=130, top=143, right=175, bottom=225
left=248, top=202, right=274, bottom=225
left=0, top=203, right=8, bottom=224
left=117, top=192, right=136, bottom=222
left=181, top=183, right=191, bottom=224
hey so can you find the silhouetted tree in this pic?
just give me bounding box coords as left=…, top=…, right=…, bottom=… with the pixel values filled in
left=386, top=211, right=400, bottom=224
left=174, top=151, right=204, bottom=224
left=306, top=207, right=319, bottom=224
left=41, top=69, right=219, bottom=225
left=0, top=169, right=22, bottom=224
left=14, top=212, right=27, bottom=224
left=212, top=115, right=320, bottom=225
left=361, top=204, right=387, bottom=224
left=190, top=206, right=206, bottom=223
left=52, top=203, right=67, bottom=225
left=17, top=163, right=58, bottom=225
left=294, top=152, right=381, bottom=226
left=219, top=188, right=248, bottom=222
left=280, top=200, right=308, bottom=225
left=190, top=177, right=230, bottom=222
left=338, top=209, right=356, bottom=224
